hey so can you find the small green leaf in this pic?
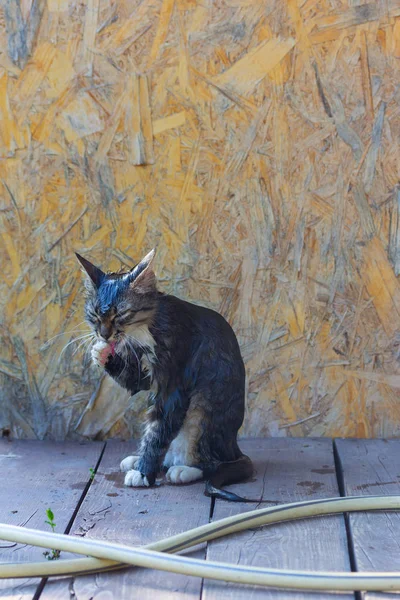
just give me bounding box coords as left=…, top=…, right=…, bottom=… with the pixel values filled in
left=46, top=508, right=54, bottom=521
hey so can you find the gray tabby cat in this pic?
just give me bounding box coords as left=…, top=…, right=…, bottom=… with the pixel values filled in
left=76, top=249, right=254, bottom=501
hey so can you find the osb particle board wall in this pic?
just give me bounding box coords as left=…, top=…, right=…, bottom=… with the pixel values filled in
left=1, top=0, right=400, bottom=441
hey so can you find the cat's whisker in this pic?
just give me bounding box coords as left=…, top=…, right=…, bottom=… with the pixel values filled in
left=70, top=320, right=87, bottom=330
left=73, top=335, right=96, bottom=357
left=42, top=330, right=91, bottom=348
left=59, top=333, right=95, bottom=359
left=125, top=333, right=147, bottom=354
left=114, top=337, right=131, bottom=379
left=119, top=336, right=132, bottom=365
left=121, top=335, right=141, bottom=379
left=83, top=338, right=96, bottom=362
left=82, top=341, right=96, bottom=362
left=43, top=321, right=89, bottom=345
left=80, top=337, right=98, bottom=365
left=125, top=333, right=159, bottom=368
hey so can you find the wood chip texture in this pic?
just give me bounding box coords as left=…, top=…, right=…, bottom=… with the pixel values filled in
left=1, top=0, right=400, bottom=440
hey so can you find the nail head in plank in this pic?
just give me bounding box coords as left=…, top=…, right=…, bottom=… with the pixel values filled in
left=203, top=438, right=353, bottom=600
left=39, top=440, right=212, bottom=600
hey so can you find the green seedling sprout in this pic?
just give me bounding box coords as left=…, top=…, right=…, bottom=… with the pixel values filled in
left=89, top=467, right=95, bottom=480
left=43, top=508, right=61, bottom=560
left=45, top=508, right=56, bottom=531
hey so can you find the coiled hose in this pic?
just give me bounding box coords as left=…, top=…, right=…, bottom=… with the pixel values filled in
left=1, top=495, right=400, bottom=591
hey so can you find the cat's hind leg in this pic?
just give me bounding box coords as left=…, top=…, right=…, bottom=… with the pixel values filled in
left=163, top=397, right=205, bottom=484
left=166, top=465, right=203, bottom=484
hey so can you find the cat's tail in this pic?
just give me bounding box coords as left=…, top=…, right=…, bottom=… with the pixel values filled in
left=204, top=454, right=257, bottom=503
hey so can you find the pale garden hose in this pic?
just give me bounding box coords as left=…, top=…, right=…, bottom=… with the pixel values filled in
left=1, top=496, right=400, bottom=591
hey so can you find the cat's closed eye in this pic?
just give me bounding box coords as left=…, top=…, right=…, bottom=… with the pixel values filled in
left=87, top=311, right=100, bottom=324
left=115, top=311, right=133, bottom=325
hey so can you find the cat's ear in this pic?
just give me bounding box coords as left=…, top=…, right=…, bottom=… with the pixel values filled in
left=129, top=249, right=156, bottom=294
left=75, top=253, right=105, bottom=288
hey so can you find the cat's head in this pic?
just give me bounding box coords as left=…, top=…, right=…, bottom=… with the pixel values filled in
left=75, top=249, right=157, bottom=343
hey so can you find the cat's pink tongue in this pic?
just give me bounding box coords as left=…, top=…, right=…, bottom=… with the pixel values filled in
left=109, top=341, right=116, bottom=356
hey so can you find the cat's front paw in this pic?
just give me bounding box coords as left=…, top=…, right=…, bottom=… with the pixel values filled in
left=124, top=469, right=150, bottom=487
left=120, top=455, right=140, bottom=472
left=91, top=341, right=112, bottom=367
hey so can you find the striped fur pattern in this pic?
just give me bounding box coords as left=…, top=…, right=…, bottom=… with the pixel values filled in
left=76, top=249, right=253, bottom=500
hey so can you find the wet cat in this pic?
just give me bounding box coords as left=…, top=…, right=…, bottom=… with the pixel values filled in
left=76, top=249, right=253, bottom=501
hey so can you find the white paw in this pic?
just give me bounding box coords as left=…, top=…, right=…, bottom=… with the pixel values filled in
left=91, top=340, right=112, bottom=367
left=166, top=466, right=203, bottom=484
left=120, top=455, right=140, bottom=472
left=124, top=469, right=150, bottom=487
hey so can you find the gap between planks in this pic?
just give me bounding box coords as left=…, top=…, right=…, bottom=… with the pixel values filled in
left=333, top=439, right=362, bottom=600
left=32, top=441, right=107, bottom=600
left=202, top=438, right=354, bottom=600
left=7, top=439, right=386, bottom=600
left=0, top=438, right=105, bottom=600
left=335, top=438, right=400, bottom=600
left=37, top=438, right=355, bottom=600
left=38, top=440, right=214, bottom=600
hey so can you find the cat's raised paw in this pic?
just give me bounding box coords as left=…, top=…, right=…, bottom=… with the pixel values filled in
left=166, top=466, right=203, bottom=484
left=124, top=469, right=150, bottom=487
left=120, top=455, right=139, bottom=472
left=91, top=341, right=112, bottom=367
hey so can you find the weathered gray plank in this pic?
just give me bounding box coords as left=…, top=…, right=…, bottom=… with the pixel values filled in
left=39, top=440, right=212, bottom=599
left=203, top=438, right=354, bottom=600
left=0, top=438, right=104, bottom=599
left=335, top=438, right=400, bottom=600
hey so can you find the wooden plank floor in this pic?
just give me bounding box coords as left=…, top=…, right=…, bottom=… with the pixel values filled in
left=40, top=441, right=212, bottom=600
left=0, top=438, right=104, bottom=599
left=0, top=438, right=400, bottom=599
left=203, top=438, right=352, bottom=600
left=336, top=439, right=400, bottom=600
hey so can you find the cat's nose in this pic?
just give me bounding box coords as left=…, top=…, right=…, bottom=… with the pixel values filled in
left=100, top=324, right=112, bottom=340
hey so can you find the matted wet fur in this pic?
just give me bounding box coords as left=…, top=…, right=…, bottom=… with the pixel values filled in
left=76, top=249, right=254, bottom=501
